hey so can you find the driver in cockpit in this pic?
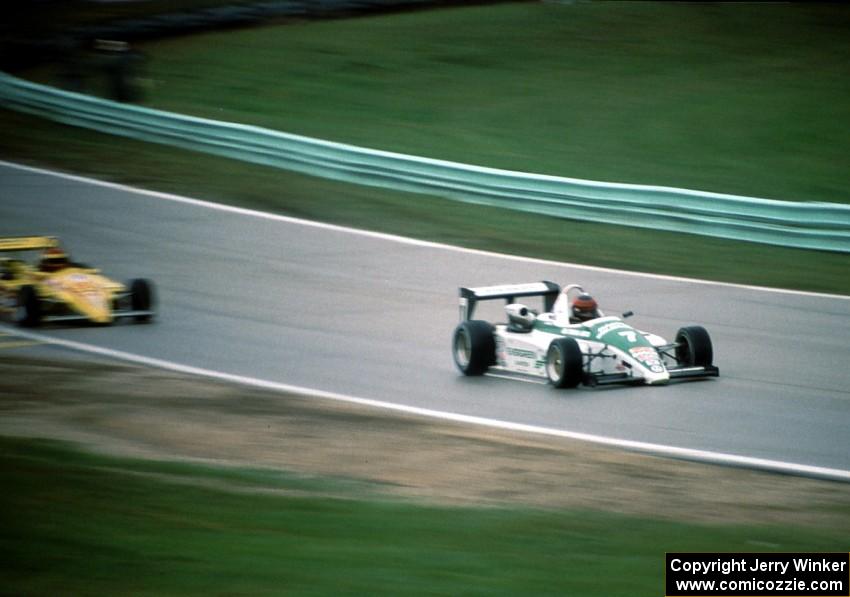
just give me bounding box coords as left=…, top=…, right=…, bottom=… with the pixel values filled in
left=552, top=287, right=602, bottom=325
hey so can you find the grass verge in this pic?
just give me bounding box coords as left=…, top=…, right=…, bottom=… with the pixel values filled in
left=2, top=436, right=847, bottom=597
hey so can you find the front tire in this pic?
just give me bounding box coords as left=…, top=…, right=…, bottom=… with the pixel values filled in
left=675, top=326, right=713, bottom=367
left=129, top=278, right=155, bottom=323
left=16, top=285, right=41, bottom=328
left=452, top=320, right=495, bottom=376
left=546, top=337, right=583, bottom=388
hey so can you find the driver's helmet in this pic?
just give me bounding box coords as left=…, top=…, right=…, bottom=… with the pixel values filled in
left=571, top=293, right=600, bottom=322
left=39, top=247, right=70, bottom=272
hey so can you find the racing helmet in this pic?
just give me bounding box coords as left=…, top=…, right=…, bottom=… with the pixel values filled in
left=571, top=293, right=599, bottom=322
left=39, top=247, right=70, bottom=272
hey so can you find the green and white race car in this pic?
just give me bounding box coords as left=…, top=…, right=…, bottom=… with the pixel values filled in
left=452, top=281, right=718, bottom=388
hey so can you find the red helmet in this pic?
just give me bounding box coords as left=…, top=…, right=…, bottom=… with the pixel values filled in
left=571, top=293, right=599, bottom=322
left=40, top=247, right=70, bottom=272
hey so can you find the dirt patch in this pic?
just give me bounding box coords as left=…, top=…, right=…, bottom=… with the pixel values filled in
left=2, top=355, right=849, bottom=527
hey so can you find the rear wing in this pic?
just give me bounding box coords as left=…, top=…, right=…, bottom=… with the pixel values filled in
left=459, top=281, right=561, bottom=321
left=0, top=236, right=58, bottom=252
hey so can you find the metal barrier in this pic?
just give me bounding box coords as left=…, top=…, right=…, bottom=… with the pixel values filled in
left=3, top=72, right=849, bottom=252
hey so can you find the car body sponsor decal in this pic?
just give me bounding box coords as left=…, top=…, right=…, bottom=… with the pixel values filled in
left=595, top=321, right=629, bottom=338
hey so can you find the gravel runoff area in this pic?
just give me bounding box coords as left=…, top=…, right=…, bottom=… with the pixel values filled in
left=2, top=353, right=849, bottom=528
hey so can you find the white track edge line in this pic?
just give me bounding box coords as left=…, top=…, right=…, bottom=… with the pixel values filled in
left=4, top=325, right=849, bottom=483
left=3, top=159, right=848, bottom=301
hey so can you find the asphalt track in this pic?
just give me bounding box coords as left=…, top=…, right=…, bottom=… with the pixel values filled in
left=2, top=161, right=849, bottom=474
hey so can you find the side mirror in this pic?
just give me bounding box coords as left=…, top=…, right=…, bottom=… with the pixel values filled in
left=622, top=310, right=634, bottom=319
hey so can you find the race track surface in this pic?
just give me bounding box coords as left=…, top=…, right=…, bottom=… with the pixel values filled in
left=2, top=162, right=849, bottom=472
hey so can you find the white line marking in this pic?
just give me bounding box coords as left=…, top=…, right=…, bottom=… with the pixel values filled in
left=2, top=160, right=848, bottom=301
left=3, top=325, right=849, bottom=482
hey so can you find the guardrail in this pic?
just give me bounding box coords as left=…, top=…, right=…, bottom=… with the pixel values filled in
left=3, top=72, right=850, bottom=252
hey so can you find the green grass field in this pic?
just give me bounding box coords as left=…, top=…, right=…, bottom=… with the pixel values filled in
left=128, top=2, right=850, bottom=205
left=5, top=2, right=849, bottom=294
left=2, top=437, right=847, bottom=596
left=28, top=1, right=850, bottom=203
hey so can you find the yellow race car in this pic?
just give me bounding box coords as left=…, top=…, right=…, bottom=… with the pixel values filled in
left=0, top=236, right=155, bottom=327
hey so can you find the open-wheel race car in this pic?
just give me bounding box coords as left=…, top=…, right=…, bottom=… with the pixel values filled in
left=451, top=281, right=718, bottom=388
left=0, top=236, right=155, bottom=327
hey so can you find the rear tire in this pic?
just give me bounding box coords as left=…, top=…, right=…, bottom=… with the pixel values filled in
left=452, top=320, right=495, bottom=376
left=675, top=326, right=713, bottom=367
left=16, top=285, right=41, bottom=328
left=129, top=278, right=155, bottom=323
left=546, top=337, right=583, bottom=388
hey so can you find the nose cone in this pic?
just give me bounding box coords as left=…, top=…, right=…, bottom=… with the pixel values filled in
left=80, top=292, right=113, bottom=323
left=644, top=372, right=670, bottom=385
left=640, top=363, right=670, bottom=385
left=51, top=271, right=114, bottom=324
left=65, top=288, right=113, bottom=323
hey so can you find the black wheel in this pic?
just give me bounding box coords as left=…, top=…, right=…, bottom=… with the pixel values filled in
left=452, top=320, right=495, bottom=376
left=129, top=278, right=155, bottom=323
left=546, top=337, right=584, bottom=388
left=675, top=326, right=713, bottom=367
left=15, top=285, right=41, bottom=328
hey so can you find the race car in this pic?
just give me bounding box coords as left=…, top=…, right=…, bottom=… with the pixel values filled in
left=451, top=281, right=718, bottom=388
left=0, top=236, right=155, bottom=327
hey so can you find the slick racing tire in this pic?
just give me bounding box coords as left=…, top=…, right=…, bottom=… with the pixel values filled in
left=129, top=278, right=155, bottom=323
left=546, top=337, right=583, bottom=389
left=452, top=320, right=495, bottom=376
left=15, top=285, right=41, bottom=328
left=675, top=325, right=713, bottom=367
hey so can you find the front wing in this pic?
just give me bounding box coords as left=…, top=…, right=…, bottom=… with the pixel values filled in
left=36, top=308, right=155, bottom=324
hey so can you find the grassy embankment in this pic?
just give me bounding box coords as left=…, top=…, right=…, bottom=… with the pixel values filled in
left=2, top=436, right=848, bottom=596
left=0, top=352, right=848, bottom=596
left=3, top=2, right=850, bottom=294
